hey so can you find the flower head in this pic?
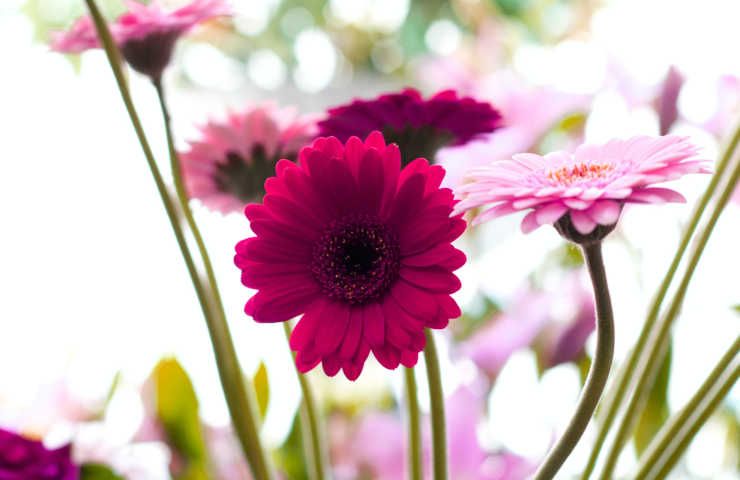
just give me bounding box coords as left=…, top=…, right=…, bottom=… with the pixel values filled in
left=317, top=89, right=502, bottom=165
left=180, top=105, right=316, bottom=213
left=234, top=132, right=466, bottom=380
left=51, top=0, right=230, bottom=79
left=455, top=136, right=708, bottom=242
left=0, top=429, right=78, bottom=480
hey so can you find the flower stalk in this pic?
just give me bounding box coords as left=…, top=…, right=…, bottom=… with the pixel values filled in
left=533, top=241, right=615, bottom=480
left=404, top=367, right=423, bottom=480
left=634, top=337, right=739, bottom=479
left=424, top=329, right=447, bottom=480
left=84, top=1, right=272, bottom=478
left=282, top=323, right=327, bottom=480
left=582, top=118, right=740, bottom=479
left=152, top=79, right=274, bottom=480
left=596, top=131, right=740, bottom=480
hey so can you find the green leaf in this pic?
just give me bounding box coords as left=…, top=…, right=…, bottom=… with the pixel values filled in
left=273, top=411, right=309, bottom=480
left=80, top=464, right=124, bottom=480
left=634, top=343, right=672, bottom=455
left=253, top=362, right=270, bottom=420
left=152, top=358, right=208, bottom=464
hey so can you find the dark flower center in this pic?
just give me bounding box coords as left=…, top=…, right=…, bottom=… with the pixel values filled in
left=214, top=145, right=295, bottom=204
left=382, top=125, right=454, bottom=166
left=312, top=215, right=400, bottom=304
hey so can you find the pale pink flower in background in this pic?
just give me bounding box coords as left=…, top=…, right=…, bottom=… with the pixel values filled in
left=51, top=0, right=230, bottom=79
left=656, top=66, right=685, bottom=136
left=180, top=104, right=316, bottom=214
left=456, top=135, right=708, bottom=235
left=352, top=384, right=534, bottom=479
left=535, top=273, right=596, bottom=369
left=703, top=75, right=740, bottom=137
left=438, top=74, right=590, bottom=188
left=50, top=16, right=100, bottom=53
left=460, top=290, right=551, bottom=377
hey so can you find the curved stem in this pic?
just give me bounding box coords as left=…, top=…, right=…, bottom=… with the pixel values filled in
left=152, top=79, right=273, bottom=480
left=424, top=329, right=447, bottom=480
left=534, top=242, right=615, bottom=480
left=582, top=120, right=740, bottom=479
left=282, top=323, right=327, bottom=480
left=597, top=144, right=740, bottom=480
left=404, top=367, right=423, bottom=480
left=634, top=337, right=739, bottom=479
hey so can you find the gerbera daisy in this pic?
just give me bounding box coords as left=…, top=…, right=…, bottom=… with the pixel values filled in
left=455, top=135, right=708, bottom=243
left=317, top=89, right=502, bottom=165
left=0, top=429, right=78, bottom=480
left=51, top=0, right=230, bottom=80
left=234, top=131, right=466, bottom=380
left=180, top=105, right=316, bottom=214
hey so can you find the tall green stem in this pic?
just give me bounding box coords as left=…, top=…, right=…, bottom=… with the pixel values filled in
left=649, top=361, right=739, bottom=480
left=582, top=120, right=740, bottom=479
left=282, top=323, right=327, bottom=480
left=404, top=367, right=423, bottom=480
left=424, top=329, right=447, bottom=480
left=533, top=242, right=615, bottom=480
left=634, top=337, right=739, bottom=479
left=152, top=79, right=273, bottom=480
left=597, top=143, right=740, bottom=480
left=84, top=3, right=273, bottom=477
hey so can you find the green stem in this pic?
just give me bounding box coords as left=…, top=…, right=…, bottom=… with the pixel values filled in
left=533, top=242, right=615, bottom=480
left=634, top=337, right=739, bottom=479
left=424, top=329, right=447, bottom=480
left=404, top=367, right=423, bottom=480
left=650, top=361, right=740, bottom=480
left=152, top=79, right=273, bottom=480
left=282, top=322, right=327, bottom=480
left=597, top=137, right=740, bottom=480
left=582, top=119, right=740, bottom=479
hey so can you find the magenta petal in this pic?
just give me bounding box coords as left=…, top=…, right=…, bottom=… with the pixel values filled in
left=363, top=303, right=385, bottom=348
left=339, top=308, right=363, bottom=360
left=399, top=267, right=462, bottom=294
left=290, top=300, right=327, bottom=350
left=248, top=285, right=319, bottom=323
left=315, top=301, right=351, bottom=355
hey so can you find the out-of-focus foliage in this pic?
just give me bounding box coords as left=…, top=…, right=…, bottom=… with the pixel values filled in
left=152, top=358, right=209, bottom=478
left=253, top=362, right=270, bottom=420
left=80, top=463, right=125, bottom=480
left=274, top=412, right=309, bottom=480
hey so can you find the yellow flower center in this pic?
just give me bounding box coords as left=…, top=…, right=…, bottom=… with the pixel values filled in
left=546, top=162, right=614, bottom=185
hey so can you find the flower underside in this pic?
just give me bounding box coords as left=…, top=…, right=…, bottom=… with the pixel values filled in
left=213, top=146, right=295, bottom=204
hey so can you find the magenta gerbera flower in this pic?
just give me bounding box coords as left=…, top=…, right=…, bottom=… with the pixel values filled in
left=455, top=136, right=708, bottom=242
left=317, top=88, right=502, bottom=165
left=180, top=104, right=317, bottom=214
left=0, top=429, right=78, bottom=480
left=51, top=0, right=230, bottom=80
left=234, top=131, right=466, bottom=380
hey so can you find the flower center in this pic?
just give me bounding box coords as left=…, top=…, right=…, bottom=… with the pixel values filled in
left=546, top=162, right=614, bottom=186
left=312, top=215, right=400, bottom=305
left=214, top=146, right=294, bottom=203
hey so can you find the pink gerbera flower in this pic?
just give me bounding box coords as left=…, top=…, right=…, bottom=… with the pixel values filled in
left=317, top=89, right=502, bottom=165
left=234, top=132, right=466, bottom=380
left=455, top=136, right=708, bottom=242
left=180, top=105, right=317, bottom=214
left=51, top=0, right=230, bottom=80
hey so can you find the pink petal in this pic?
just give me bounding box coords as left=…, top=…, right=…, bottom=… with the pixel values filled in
left=570, top=210, right=597, bottom=235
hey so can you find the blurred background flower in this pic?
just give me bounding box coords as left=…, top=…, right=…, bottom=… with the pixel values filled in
left=1, top=0, right=739, bottom=478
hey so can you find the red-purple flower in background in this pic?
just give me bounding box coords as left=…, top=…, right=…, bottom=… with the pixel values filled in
left=234, top=132, right=466, bottom=380
left=455, top=136, right=708, bottom=242
left=0, top=429, right=78, bottom=480
left=51, top=0, right=230, bottom=80
left=317, top=89, right=502, bottom=165
left=180, top=105, right=316, bottom=214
